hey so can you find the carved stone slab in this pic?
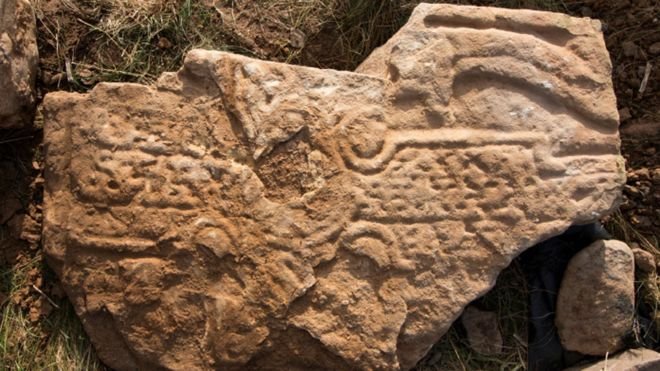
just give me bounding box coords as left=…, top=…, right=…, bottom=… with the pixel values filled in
left=43, top=4, right=625, bottom=370
left=0, top=0, right=38, bottom=128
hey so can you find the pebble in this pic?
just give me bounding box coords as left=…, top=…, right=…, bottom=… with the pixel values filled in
left=650, top=42, right=660, bottom=55
left=622, top=41, right=638, bottom=57
left=632, top=247, right=656, bottom=273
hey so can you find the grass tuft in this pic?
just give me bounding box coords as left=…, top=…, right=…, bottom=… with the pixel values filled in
left=35, top=0, right=254, bottom=85
left=0, top=252, right=104, bottom=370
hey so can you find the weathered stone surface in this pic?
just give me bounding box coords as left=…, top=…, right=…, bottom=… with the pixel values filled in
left=0, top=0, right=38, bottom=128
left=565, top=348, right=660, bottom=371
left=461, top=306, right=502, bottom=355
left=556, top=240, right=634, bottom=356
left=632, top=246, right=656, bottom=273
left=42, top=4, right=624, bottom=370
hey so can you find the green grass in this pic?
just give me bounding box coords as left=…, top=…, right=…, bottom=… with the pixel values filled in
left=0, top=253, right=104, bottom=370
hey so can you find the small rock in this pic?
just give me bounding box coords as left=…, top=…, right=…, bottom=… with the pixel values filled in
left=622, top=41, right=639, bottom=57
left=637, top=65, right=648, bottom=78
left=556, top=240, right=634, bottom=356
left=288, top=29, right=306, bottom=49
left=628, top=167, right=650, bottom=181
left=461, top=306, right=503, bottom=355
left=652, top=169, right=660, bottom=185
left=19, top=214, right=41, bottom=246
left=28, top=306, right=41, bottom=322
left=564, top=348, right=660, bottom=371
left=631, top=215, right=652, bottom=228
left=619, top=196, right=634, bottom=210
left=624, top=184, right=643, bottom=198
left=650, top=42, right=660, bottom=55
left=76, top=68, right=97, bottom=86
left=621, top=120, right=660, bottom=140
left=0, top=0, right=38, bottom=128
left=580, top=7, right=593, bottom=18
left=618, top=107, right=632, bottom=122
left=627, top=77, right=641, bottom=88
left=41, top=70, right=53, bottom=84
left=632, top=247, right=656, bottom=273
left=45, top=72, right=66, bottom=86
left=157, top=36, right=172, bottom=49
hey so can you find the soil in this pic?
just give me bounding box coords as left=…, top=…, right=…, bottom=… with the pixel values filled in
left=0, top=0, right=658, bottom=368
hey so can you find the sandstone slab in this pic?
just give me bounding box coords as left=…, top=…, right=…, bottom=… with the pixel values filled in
left=565, top=348, right=660, bottom=371
left=556, top=240, right=635, bottom=356
left=0, top=0, right=38, bottom=128
left=43, top=4, right=624, bottom=370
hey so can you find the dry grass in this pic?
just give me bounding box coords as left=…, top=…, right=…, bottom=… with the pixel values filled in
left=34, top=0, right=246, bottom=84
left=0, top=254, right=104, bottom=370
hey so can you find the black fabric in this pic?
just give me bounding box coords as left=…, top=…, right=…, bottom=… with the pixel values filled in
left=520, top=223, right=610, bottom=371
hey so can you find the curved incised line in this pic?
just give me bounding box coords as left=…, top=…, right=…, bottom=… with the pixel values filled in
left=341, top=221, right=397, bottom=246
left=452, top=64, right=619, bottom=133
left=422, top=11, right=608, bottom=79
left=444, top=34, right=606, bottom=88
left=423, top=13, right=577, bottom=48
left=193, top=217, right=239, bottom=244
left=340, top=222, right=398, bottom=267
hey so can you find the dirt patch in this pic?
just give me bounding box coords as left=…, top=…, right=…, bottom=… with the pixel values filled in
left=619, top=124, right=659, bottom=235
left=0, top=135, right=46, bottom=316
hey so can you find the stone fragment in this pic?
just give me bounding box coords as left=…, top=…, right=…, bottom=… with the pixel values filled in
left=556, top=240, right=634, bottom=356
left=42, top=4, right=624, bottom=370
left=0, top=0, right=38, bottom=128
left=619, top=107, right=632, bottom=122
left=622, top=41, right=638, bottom=57
left=631, top=247, right=656, bottom=273
left=461, top=306, right=502, bottom=355
left=653, top=169, right=660, bottom=185
left=565, top=348, right=660, bottom=371
left=649, top=42, right=660, bottom=55
left=580, top=7, right=593, bottom=18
